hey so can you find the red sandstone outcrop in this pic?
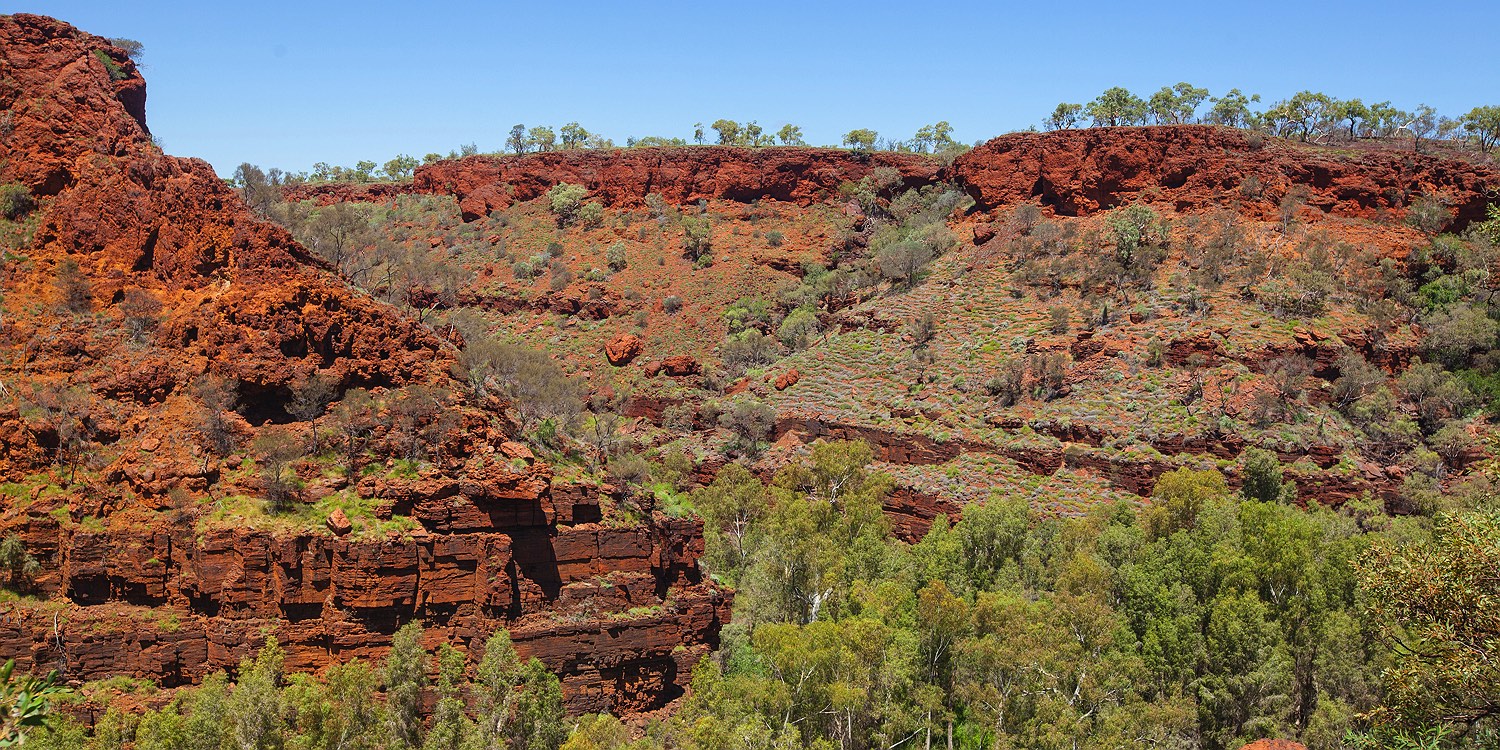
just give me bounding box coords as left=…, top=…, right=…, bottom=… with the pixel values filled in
left=605, top=333, right=644, bottom=365
left=412, top=147, right=943, bottom=220
left=649, top=356, right=701, bottom=378
left=773, top=368, right=800, bottom=390
left=1237, top=741, right=1307, bottom=750
left=0, top=14, right=725, bottom=714
left=948, top=125, right=1500, bottom=228
left=281, top=181, right=416, bottom=206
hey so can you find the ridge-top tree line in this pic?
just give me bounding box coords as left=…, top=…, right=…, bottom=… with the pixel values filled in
left=266, top=89, right=1495, bottom=188
left=265, top=120, right=966, bottom=186
left=1048, top=83, right=1500, bottom=153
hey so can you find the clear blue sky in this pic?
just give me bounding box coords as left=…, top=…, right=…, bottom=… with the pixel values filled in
left=24, top=1, right=1500, bottom=176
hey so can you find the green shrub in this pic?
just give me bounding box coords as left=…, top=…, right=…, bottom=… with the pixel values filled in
left=0, top=184, right=34, bottom=221
left=91, top=50, right=128, bottom=81
left=606, top=242, right=627, bottom=272
left=577, top=201, right=604, bottom=228
left=681, top=215, right=712, bottom=260
left=547, top=183, right=588, bottom=226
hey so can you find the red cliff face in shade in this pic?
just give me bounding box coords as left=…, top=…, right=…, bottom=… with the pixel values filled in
left=947, top=125, right=1499, bottom=228
left=0, top=14, right=726, bottom=714
left=1237, top=741, right=1308, bottom=750
left=411, top=146, right=943, bottom=220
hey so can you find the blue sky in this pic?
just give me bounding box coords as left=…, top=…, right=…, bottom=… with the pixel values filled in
left=25, top=1, right=1500, bottom=176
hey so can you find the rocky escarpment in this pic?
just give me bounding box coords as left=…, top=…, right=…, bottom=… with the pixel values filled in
left=0, top=13, right=725, bottom=712
left=282, top=181, right=417, bottom=206
left=0, top=497, right=725, bottom=713
left=289, top=126, right=1499, bottom=233
left=948, top=125, right=1500, bottom=228
left=411, top=147, right=942, bottom=220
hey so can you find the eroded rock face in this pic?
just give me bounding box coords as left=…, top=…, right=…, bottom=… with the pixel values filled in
left=281, top=181, right=416, bottom=206
left=411, top=147, right=943, bottom=220
left=0, top=14, right=726, bottom=715
left=948, top=125, right=1500, bottom=228
left=1237, top=741, right=1308, bottom=750
left=0, top=514, right=727, bottom=714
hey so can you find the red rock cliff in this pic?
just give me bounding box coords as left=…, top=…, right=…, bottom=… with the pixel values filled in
left=0, top=14, right=726, bottom=714
left=411, top=147, right=943, bottom=220
left=947, top=125, right=1500, bottom=228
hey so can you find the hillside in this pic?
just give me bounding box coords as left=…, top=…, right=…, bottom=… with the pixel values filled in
left=277, top=124, right=1499, bottom=535
left=0, top=13, right=725, bottom=715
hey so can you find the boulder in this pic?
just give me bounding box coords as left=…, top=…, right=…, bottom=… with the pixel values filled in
left=605, top=334, right=644, bottom=366
left=972, top=223, right=997, bottom=245
left=774, top=368, right=801, bottom=390
left=660, top=355, right=701, bottom=377
left=326, top=509, right=353, bottom=536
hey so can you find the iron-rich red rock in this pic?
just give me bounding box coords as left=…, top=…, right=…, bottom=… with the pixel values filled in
left=948, top=125, right=1499, bottom=229
left=0, top=13, right=727, bottom=716
left=411, top=147, right=942, bottom=220
left=605, top=333, right=644, bottom=365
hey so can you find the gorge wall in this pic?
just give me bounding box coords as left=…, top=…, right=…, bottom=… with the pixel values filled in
left=290, top=126, right=1500, bottom=232
left=0, top=13, right=726, bottom=713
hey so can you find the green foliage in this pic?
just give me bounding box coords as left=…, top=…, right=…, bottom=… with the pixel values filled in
left=709, top=119, right=740, bottom=145
left=382, top=154, right=419, bottom=181
left=455, top=332, right=584, bottom=432
left=0, top=660, right=68, bottom=747
left=60, top=624, right=581, bottom=750
left=509, top=659, right=566, bottom=750
left=720, top=329, right=778, bottom=375
left=1464, top=106, right=1500, bottom=153
left=286, top=660, right=383, bottom=750
left=605, top=242, right=627, bottom=272
left=1405, top=195, right=1452, bottom=236
left=680, top=215, right=712, bottom=260
left=1148, top=82, right=1210, bottom=124
left=721, top=297, right=773, bottom=335
left=1085, top=86, right=1147, bottom=126
left=561, top=714, right=660, bottom=750
left=91, top=50, right=128, bottom=81
left=226, top=638, right=287, bottom=750
left=841, top=128, right=878, bottom=151
left=775, top=124, right=806, bottom=147
left=422, top=645, right=473, bottom=750
left=1045, top=102, right=1083, bottom=130
left=547, top=183, right=589, bottom=227
left=1241, top=448, right=1293, bottom=505
left=909, top=121, right=959, bottom=153
left=383, top=622, right=425, bottom=748
left=0, top=536, right=39, bottom=593
left=666, top=441, right=1394, bottom=749
left=716, top=397, right=777, bottom=455
left=1144, top=466, right=1229, bottom=537
left=576, top=201, right=604, bottom=228
left=1104, top=203, right=1169, bottom=284
left=107, top=38, right=143, bottom=60
left=1422, top=303, right=1498, bottom=369
left=1360, top=510, right=1500, bottom=737
left=0, top=184, right=34, bottom=221
left=776, top=306, right=821, bottom=350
